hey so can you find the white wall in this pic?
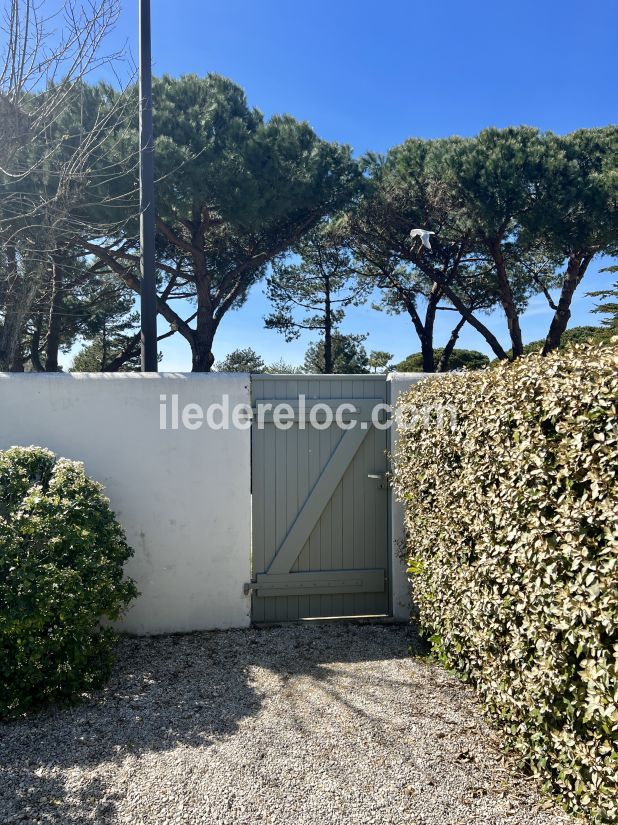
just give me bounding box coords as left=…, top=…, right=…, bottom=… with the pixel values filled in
left=388, top=373, right=436, bottom=621
left=0, top=373, right=252, bottom=634
left=0, top=371, right=442, bottom=631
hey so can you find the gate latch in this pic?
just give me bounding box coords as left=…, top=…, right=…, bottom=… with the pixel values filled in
left=368, top=472, right=389, bottom=490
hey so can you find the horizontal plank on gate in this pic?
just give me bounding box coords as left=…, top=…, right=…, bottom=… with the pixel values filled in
left=252, top=398, right=387, bottom=423
left=254, top=569, right=386, bottom=598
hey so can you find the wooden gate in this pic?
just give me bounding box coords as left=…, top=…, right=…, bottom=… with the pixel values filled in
left=250, top=375, right=390, bottom=622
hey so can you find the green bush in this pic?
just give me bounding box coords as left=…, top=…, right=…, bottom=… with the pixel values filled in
left=392, top=341, right=618, bottom=823
left=0, top=447, right=137, bottom=717
left=393, top=347, right=490, bottom=372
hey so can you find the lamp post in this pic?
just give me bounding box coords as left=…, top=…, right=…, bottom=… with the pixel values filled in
left=139, top=0, right=158, bottom=371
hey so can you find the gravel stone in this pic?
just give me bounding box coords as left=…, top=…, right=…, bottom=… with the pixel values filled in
left=0, top=623, right=577, bottom=824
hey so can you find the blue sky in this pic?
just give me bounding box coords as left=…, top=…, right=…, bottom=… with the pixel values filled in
left=82, top=0, right=617, bottom=370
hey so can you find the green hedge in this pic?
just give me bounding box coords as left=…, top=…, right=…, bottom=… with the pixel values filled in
left=0, top=447, right=137, bottom=717
left=392, top=342, right=618, bottom=823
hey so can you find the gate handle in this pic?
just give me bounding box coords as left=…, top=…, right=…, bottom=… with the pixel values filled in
left=368, top=472, right=389, bottom=489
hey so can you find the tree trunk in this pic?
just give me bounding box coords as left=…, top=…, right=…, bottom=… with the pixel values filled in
left=437, top=317, right=466, bottom=372
left=420, top=283, right=441, bottom=372
left=45, top=256, right=64, bottom=371
left=0, top=258, right=43, bottom=370
left=490, top=241, right=523, bottom=357
left=323, top=272, right=333, bottom=374
left=29, top=315, right=45, bottom=371
left=414, top=262, right=508, bottom=361
left=192, top=285, right=215, bottom=371
left=10, top=340, right=25, bottom=371
left=394, top=284, right=436, bottom=372
left=191, top=336, right=214, bottom=371
left=420, top=337, right=434, bottom=372
left=0, top=244, right=30, bottom=370
left=105, top=334, right=141, bottom=372
left=402, top=307, right=434, bottom=371
left=542, top=253, right=592, bottom=355
left=190, top=266, right=217, bottom=371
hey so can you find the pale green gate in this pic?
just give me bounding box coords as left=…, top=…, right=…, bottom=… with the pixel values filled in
left=250, top=375, right=390, bottom=622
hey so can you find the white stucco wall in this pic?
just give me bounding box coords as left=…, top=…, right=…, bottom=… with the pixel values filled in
left=388, top=372, right=435, bottom=621
left=0, top=373, right=252, bottom=634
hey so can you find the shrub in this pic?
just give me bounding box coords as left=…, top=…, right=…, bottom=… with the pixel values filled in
left=0, top=447, right=137, bottom=717
left=392, top=341, right=618, bottom=823
left=393, top=347, right=490, bottom=372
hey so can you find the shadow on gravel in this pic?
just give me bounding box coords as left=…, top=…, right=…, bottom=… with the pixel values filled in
left=0, top=622, right=422, bottom=824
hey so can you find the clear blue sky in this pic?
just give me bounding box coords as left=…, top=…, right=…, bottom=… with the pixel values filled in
left=86, top=0, right=617, bottom=370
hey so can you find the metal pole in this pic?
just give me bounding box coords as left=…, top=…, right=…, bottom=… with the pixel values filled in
left=139, top=0, right=158, bottom=371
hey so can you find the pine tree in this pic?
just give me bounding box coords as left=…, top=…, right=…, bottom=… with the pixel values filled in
left=588, top=266, right=618, bottom=338
left=304, top=333, right=368, bottom=374
left=265, top=222, right=367, bottom=374
left=215, top=348, right=265, bottom=373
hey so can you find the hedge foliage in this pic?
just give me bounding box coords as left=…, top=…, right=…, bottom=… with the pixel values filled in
left=392, top=342, right=618, bottom=823
left=0, top=447, right=137, bottom=717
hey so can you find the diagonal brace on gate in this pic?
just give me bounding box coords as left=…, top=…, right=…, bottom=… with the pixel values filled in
left=266, top=422, right=372, bottom=576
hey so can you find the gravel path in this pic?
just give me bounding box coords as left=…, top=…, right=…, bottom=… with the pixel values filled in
left=1, top=624, right=576, bottom=825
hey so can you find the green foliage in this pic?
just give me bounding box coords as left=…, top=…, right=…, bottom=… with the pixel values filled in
left=537, top=129, right=618, bottom=259
left=69, top=275, right=141, bottom=372
left=147, top=74, right=362, bottom=371
left=588, top=273, right=618, bottom=338
left=349, top=133, right=550, bottom=364
left=531, top=325, right=609, bottom=350
left=263, top=359, right=304, bottom=374
left=368, top=350, right=393, bottom=373
left=215, top=347, right=265, bottom=373
left=392, top=342, right=618, bottom=822
left=351, top=127, right=617, bottom=362
left=496, top=326, right=612, bottom=360
left=442, top=125, right=549, bottom=235
left=1, top=81, right=134, bottom=371
left=0, top=447, right=137, bottom=718
left=153, top=74, right=360, bottom=233
left=303, top=333, right=368, bottom=374
left=1, top=81, right=132, bottom=244
left=394, top=348, right=489, bottom=371
left=70, top=335, right=139, bottom=372
left=265, top=221, right=367, bottom=373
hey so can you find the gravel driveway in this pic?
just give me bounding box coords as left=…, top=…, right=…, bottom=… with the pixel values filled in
left=1, top=623, right=575, bottom=825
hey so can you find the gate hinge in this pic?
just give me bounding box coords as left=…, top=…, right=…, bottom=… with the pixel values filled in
left=243, top=580, right=257, bottom=596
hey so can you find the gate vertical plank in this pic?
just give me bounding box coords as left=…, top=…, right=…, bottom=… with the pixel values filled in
left=330, top=378, right=343, bottom=617
left=285, top=377, right=299, bottom=621
left=363, top=380, right=376, bottom=616
left=316, top=378, right=329, bottom=619
left=308, top=388, right=321, bottom=618
left=295, top=378, right=311, bottom=619
left=374, top=384, right=387, bottom=613
left=319, top=378, right=332, bottom=618
left=251, top=378, right=265, bottom=622
left=276, top=377, right=292, bottom=621
left=352, top=378, right=365, bottom=615
left=370, top=377, right=388, bottom=616
left=274, top=384, right=286, bottom=620
left=341, top=429, right=356, bottom=618
left=263, top=377, right=278, bottom=622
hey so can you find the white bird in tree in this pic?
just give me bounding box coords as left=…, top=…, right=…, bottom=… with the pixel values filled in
left=409, top=228, right=435, bottom=250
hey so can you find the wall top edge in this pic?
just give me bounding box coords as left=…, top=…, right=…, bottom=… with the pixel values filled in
left=386, top=372, right=430, bottom=380
left=0, top=372, right=251, bottom=382
left=251, top=373, right=388, bottom=381
left=0, top=371, right=436, bottom=381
